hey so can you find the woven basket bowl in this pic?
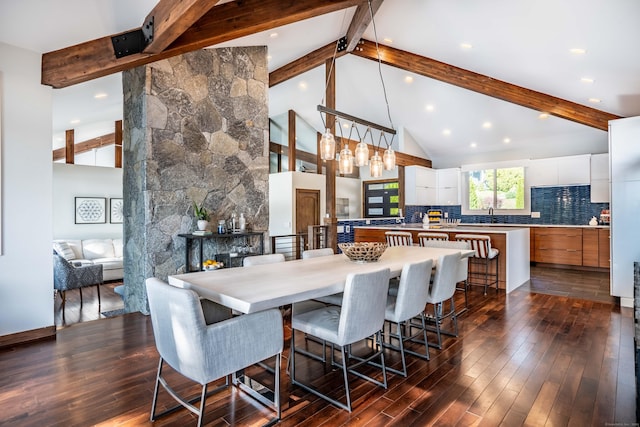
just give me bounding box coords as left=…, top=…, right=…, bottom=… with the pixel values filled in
left=338, top=242, right=388, bottom=263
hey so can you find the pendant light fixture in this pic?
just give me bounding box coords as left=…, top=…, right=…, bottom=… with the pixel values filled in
left=354, top=127, right=370, bottom=167
left=338, top=143, right=354, bottom=174
left=319, top=129, right=336, bottom=160
left=370, top=151, right=383, bottom=178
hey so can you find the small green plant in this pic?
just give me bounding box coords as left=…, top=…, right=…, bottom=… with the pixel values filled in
left=193, top=202, right=210, bottom=221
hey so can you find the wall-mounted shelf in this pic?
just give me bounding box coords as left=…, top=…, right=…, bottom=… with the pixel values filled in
left=178, top=231, right=264, bottom=272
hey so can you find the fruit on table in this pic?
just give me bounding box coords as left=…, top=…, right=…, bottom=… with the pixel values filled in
left=203, top=259, right=223, bottom=268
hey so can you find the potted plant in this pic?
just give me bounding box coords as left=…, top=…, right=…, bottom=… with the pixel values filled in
left=193, top=202, right=210, bottom=231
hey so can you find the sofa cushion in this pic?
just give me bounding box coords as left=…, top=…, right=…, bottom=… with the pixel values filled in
left=92, top=257, right=123, bottom=271
left=113, top=238, right=123, bottom=258
left=53, top=241, right=76, bottom=261
left=82, top=239, right=115, bottom=260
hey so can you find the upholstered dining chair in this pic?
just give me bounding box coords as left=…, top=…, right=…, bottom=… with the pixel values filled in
left=382, top=259, right=433, bottom=377
left=418, top=239, right=472, bottom=315
left=385, top=230, right=414, bottom=246
left=290, top=268, right=391, bottom=412
left=242, top=253, right=285, bottom=267
left=302, top=248, right=335, bottom=259
left=422, top=252, right=461, bottom=350
left=53, top=251, right=103, bottom=314
left=145, top=278, right=283, bottom=427
left=455, top=234, right=499, bottom=295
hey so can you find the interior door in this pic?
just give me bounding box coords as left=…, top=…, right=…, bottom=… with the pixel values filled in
left=295, top=189, right=320, bottom=256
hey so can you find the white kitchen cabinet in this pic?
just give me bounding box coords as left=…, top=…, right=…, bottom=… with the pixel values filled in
left=590, top=153, right=609, bottom=202
left=528, top=155, right=590, bottom=187
left=405, top=165, right=436, bottom=205
left=609, top=116, right=640, bottom=307
left=436, top=168, right=460, bottom=205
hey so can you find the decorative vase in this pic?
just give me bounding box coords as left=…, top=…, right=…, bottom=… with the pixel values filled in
left=197, top=220, right=209, bottom=231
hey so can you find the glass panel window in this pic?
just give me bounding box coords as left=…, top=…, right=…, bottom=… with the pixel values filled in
left=466, top=166, right=525, bottom=212
left=364, top=180, right=399, bottom=218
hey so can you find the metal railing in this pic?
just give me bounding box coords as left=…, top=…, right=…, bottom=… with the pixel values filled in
left=270, top=225, right=329, bottom=260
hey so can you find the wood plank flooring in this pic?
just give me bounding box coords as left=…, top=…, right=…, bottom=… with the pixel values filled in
left=3, top=268, right=635, bottom=426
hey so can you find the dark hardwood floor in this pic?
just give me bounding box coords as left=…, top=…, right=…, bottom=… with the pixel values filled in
left=2, top=268, right=634, bottom=426
left=54, top=281, right=125, bottom=327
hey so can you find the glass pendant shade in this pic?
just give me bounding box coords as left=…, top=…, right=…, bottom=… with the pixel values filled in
left=354, top=141, right=370, bottom=166
left=383, top=147, right=396, bottom=170
left=338, top=146, right=354, bottom=174
left=319, top=129, right=336, bottom=160
left=370, top=151, right=383, bottom=178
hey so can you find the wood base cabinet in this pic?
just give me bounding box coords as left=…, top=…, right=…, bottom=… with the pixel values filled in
left=534, top=228, right=582, bottom=266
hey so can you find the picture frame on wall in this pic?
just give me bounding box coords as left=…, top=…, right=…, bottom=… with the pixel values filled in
left=75, top=197, right=106, bottom=224
left=110, top=198, right=123, bottom=224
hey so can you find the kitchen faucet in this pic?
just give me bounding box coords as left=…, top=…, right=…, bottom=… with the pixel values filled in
left=488, top=207, right=495, bottom=223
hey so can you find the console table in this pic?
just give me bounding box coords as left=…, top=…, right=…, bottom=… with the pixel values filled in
left=178, top=231, right=264, bottom=272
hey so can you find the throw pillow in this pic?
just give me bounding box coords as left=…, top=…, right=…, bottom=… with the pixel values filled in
left=53, top=241, right=76, bottom=261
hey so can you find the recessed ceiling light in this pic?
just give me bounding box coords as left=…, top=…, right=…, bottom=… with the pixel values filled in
left=94, top=92, right=108, bottom=99
left=470, top=142, right=477, bottom=148
left=383, top=37, right=393, bottom=44
left=425, top=104, right=435, bottom=112
left=343, top=123, right=349, bottom=129
left=570, top=48, right=587, bottom=55
left=503, top=138, right=511, bottom=144
left=460, top=43, right=473, bottom=50
left=580, top=77, right=594, bottom=84
left=442, top=129, right=451, bottom=136
left=70, top=119, right=80, bottom=124
left=482, top=122, right=492, bottom=129
left=297, top=81, right=308, bottom=91
left=588, top=98, right=601, bottom=103
left=538, top=112, right=550, bottom=119
left=404, top=76, right=414, bottom=84
left=267, top=55, right=272, bottom=62
left=269, top=32, right=278, bottom=38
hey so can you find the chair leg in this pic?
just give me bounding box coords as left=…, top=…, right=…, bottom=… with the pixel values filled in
left=79, top=287, right=83, bottom=309
left=96, top=282, right=101, bottom=307
left=340, top=346, right=352, bottom=412
left=197, top=384, right=207, bottom=427
left=150, top=358, right=163, bottom=421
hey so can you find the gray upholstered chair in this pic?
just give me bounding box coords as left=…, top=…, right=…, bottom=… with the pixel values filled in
left=383, top=259, right=433, bottom=377
left=290, top=268, right=390, bottom=412
left=53, top=251, right=103, bottom=313
left=242, top=253, right=285, bottom=266
left=423, top=252, right=461, bottom=349
left=418, top=239, right=471, bottom=314
left=302, top=248, right=335, bottom=259
left=145, top=278, right=283, bottom=426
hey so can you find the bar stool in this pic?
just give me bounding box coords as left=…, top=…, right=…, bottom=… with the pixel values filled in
left=417, top=232, right=449, bottom=246
left=385, top=231, right=413, bottom=247
left=454, top=234, right=499, bottom=295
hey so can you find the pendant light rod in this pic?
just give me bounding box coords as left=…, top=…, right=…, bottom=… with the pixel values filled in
left=317, top=105, right=396, bottom=136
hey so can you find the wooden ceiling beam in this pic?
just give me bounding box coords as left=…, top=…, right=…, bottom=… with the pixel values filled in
left=344, top=0, right=383, bottom=52
left=53, top=133, right=116, bottom=161
left=42, top=0, right=361, bottom=88
left=352, top=39, right=622, bottom=131
left=269, top=41, right=346, bottom=87
left=142, top=0, right=222, bottom=54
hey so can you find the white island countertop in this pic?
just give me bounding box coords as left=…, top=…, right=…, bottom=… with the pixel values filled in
left=355, top=224, right=527, bottom=234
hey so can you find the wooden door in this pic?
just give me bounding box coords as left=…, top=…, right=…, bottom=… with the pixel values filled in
left=296, top=189, right=320, bottom=256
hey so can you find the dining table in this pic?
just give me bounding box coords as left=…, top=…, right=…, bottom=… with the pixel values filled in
left=168, top=245, right=474, bottom=314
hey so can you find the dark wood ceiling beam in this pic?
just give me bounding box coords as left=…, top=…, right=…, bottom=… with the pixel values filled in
left=53, top=133, right=116, bottom=161
left=352, top=39, right=621, bottom=131
left=42, top=0, right=361, bottom=88
left=269, top=42, right=346, bottom=87
left=142, top=0, right=222, bottom=54
left=344, top=0, right=383, bottom=52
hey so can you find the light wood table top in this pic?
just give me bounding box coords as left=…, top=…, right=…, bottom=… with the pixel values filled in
left=168, top=245, right=473, bottom=314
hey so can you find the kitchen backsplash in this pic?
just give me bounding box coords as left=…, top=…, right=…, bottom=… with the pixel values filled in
left=404, top=185, right=609, bottom=226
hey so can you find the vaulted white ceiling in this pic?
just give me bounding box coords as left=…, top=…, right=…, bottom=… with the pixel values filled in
left=2, top=0, right=639, bottom=168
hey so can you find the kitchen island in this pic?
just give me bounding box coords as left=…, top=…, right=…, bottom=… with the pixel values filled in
left=354, top=224, right=530, bottom=293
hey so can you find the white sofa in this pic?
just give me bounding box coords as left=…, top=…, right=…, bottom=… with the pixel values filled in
left=53, top=238, right=123, bottom=281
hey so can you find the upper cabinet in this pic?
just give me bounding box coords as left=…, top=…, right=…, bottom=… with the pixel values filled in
left=405, top=166, right=460, bottom=205
left=528, top=155, right=591, bottom=187
left=590, top=153, right=609, bottom=202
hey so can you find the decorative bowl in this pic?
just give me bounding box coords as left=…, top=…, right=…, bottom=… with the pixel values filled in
left=338, top=242, right=388, bottom=263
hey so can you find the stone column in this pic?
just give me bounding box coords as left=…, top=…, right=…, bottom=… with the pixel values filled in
left=122, top=47, right=269, bottom=314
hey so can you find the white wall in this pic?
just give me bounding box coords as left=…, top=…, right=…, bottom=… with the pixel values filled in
left=53, top=163, right=123, bottom=239
left=0, top=42, right=54, bottom=335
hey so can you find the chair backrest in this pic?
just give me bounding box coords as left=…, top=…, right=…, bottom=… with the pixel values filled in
left=385, top=231, right=413, bottom=247
left=337, top=268, right=390, bottom=346
left=146, top=278, right=209, bottom=381
left=417, top=232, right=449, bottom=246
left=429, top=252, right=461, bottom=303
left=417, top=240, right=470, bottom=283
left=454, top=234, right=492, bottom=258
left=392, top=259, right=433, bottom=322
left=302, top=248, right=335, bottom=259
left=243, top=253, right=285, bottom=267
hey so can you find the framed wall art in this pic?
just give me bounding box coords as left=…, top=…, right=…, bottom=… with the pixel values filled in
left=75, top=197, right=106, bottom=224
left=110, top=198, right=123, bottom=224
